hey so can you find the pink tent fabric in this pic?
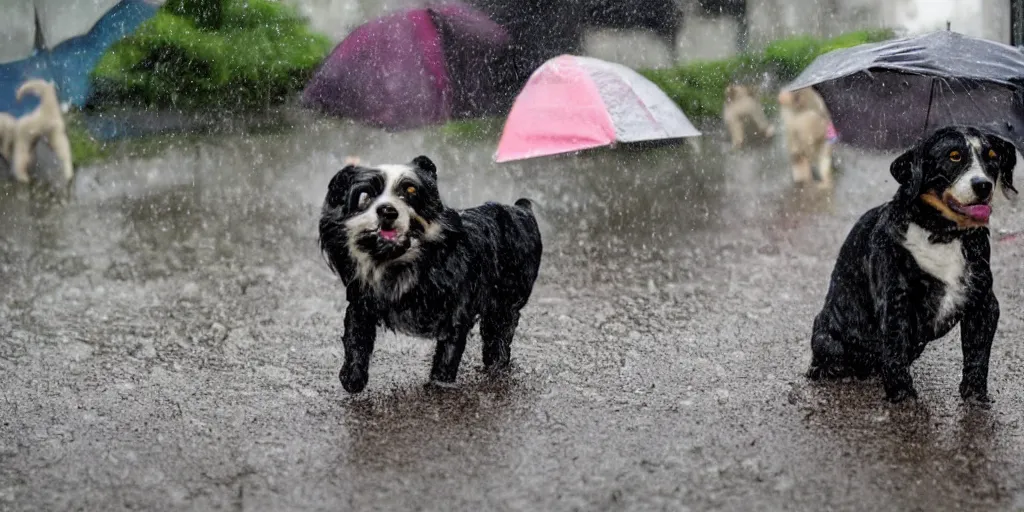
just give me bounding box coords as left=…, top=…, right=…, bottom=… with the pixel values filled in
left=495, top=55, right=701, bottom=162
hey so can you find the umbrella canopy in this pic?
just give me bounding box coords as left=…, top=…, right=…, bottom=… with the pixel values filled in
left=783, top=30, right=1024, bottom=151
left=0, top=0, right=163, bottom=116
left=300, top=2, right=510, bottom=130
left=494, top=54, right=701, bottom=163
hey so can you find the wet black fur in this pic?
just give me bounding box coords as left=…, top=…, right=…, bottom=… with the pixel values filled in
left=319, top=156, right=543, bottom=393
left=808, top=126, right=1017, bottom=403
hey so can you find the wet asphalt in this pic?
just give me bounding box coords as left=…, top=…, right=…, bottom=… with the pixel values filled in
left=3, top=114, right=1024, bottom=511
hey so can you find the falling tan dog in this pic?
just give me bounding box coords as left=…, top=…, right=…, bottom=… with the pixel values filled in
left=6, top=79, right=74, bottom=183
left=722, top=84, right=775, bottom=150
left=778, top=87, right=834, bottom=188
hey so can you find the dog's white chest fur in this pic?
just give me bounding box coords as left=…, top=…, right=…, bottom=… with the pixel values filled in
left=902, top=223, right=967, bottom=322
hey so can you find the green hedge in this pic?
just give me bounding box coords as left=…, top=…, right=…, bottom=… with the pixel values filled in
left=440, top=117, right=507, bottom=144
left=67, top=118, right=107, bottom=167
left=638, top=28, right=894, bottom=120
left=89, top=0, right=332, bottom=110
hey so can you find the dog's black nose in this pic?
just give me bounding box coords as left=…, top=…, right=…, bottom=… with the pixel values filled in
left=377, top=204, right=399, bottom=222
left=971, top=177, right=994, bottom=199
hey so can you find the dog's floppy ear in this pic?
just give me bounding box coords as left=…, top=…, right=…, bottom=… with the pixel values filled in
left=325, top=164, right=357, bottom=209
left=982, top=131, right=1020, bottom=202
left=890, top=146, right=922, bottom=204
left=412, top=155, right=437, bottom=179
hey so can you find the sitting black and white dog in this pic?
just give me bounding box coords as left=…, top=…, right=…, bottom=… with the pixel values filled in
left=319, top=155, right=543, bottom=393
left=808, top=126, right=1018, bottom=403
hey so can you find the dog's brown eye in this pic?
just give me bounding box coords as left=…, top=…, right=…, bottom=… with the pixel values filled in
left=949, top=150, right=961, bottom=162
left=988, top=149, right=997, bottom=159
left=406, top=186, right=416, bottom=195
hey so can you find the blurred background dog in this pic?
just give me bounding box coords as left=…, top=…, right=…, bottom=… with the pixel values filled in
left=722, top=83, right=775, bottom=150
left=2, top=79, right=74, bottom=184
left=778, top=87, right=834, bottom=188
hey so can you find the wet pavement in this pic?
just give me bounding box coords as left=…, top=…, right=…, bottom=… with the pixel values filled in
left=3, top=115, right=1024, bottom=511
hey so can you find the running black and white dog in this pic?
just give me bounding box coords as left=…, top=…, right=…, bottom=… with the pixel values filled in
left=808, top=126, right=1018, bottom=403
left=319, top=155, right=543, bottom=393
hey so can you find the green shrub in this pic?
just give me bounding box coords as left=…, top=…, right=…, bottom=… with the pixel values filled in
left=90, top=0, right=332, bottom=110
left=66, top=118, right=107, bottom=167
left=640, top=55, right=756, bottom=121
left=440, top=117, right=506, bottom=142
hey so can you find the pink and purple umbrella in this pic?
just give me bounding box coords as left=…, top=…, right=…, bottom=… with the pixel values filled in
left=494, top=55, right=701, bottom=163
left=301, top=2, right=510, bottom=130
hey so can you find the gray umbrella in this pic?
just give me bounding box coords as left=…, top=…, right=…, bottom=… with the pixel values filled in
left=783, top=30, right=1024, bottom=151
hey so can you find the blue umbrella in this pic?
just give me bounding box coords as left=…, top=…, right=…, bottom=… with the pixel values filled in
left=0, top=0, right=163, bottom=117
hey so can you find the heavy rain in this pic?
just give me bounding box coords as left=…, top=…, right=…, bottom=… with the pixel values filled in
left=2, top=0, right=1024, bottom=510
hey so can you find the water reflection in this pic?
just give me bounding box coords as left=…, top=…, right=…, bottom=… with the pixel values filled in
left=340, top=372, right=532, bottom=472
left=803, top=382, right=1008, bottom=508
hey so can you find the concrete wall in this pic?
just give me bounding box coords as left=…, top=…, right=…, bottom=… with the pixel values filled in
left=746, top=0, right=887, bottom=47
left=281, top=0, right=409, bottom=44
left=887, top=0, right=1010, bottom=42
left=744, top=0, right=1009, bottom=48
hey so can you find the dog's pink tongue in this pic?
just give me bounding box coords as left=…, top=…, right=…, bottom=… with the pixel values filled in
left=379, top=229, right=398, bottom=241
left=963, top=204, right=992, bottom=222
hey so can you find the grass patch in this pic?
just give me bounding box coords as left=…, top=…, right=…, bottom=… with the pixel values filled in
left=639, top=28, right=894, bottom=120
left=66, top=117, right=108, bottom=167
left=440, top=117, right=506, bottom=142
left=90, top=0, right=332, bottom=110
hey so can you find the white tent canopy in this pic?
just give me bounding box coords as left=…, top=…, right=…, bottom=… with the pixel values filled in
left=0, top=0, right=125, bottom=64
left=495, top=55, right=701, bottom=162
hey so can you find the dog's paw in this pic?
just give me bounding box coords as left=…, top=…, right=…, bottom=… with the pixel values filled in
left=428, top=371, right=458, bottom=385
left=429, top=363, right=461, bottom=385
left=962, top=395, right=993, bottom=409
left=481, top=350, right=512, bottom=371
left=805, top=365, right=826, bottom=381
left=884, top=385, right=918, bottom=404
left=959, top=382, right=992, bottom=406
left=806, top=363, right=851, bottom=381
left=339, top=364, right=369, bottom=393
left=883, top=368, right=917, bottom=403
